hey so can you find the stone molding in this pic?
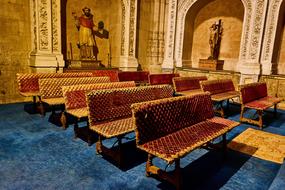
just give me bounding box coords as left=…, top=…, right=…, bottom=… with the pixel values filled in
left=261, top=0, right=283, bottom=75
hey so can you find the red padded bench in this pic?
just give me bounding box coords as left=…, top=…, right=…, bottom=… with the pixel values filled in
left=149, top=73, right=179, bottom=85
left=239, top=82, right=283, bottom=129
left=62, top=81, right=136, bottom=141
left=172, top=76, right=207, bottom=96
left=39, top=77, right=110, bottom=127
left=16, top=72, right=93, bottom=106
left=132, top=93, right=239, bottom=189
left=118, top=71, right=149, bottom=86
left=200, top=79, right=240, bottom=117
left=64, top=69, right=119, bottom=82
left=86, top=85, right=174, bottom=166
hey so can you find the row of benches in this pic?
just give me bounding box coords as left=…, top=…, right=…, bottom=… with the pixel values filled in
left=17, top=72, right=283, bottom=130
left=16, top=72, right=283, bottom=189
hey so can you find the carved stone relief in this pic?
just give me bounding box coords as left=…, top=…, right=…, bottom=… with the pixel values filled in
left=261, top=0, right=282, bottom=62
left=51, top=0, right=59, bottom=52
left=38, top=0, right=49, bottom=51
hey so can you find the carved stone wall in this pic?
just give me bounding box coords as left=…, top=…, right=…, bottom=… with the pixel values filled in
left=0, top=0, right=32, bottom=103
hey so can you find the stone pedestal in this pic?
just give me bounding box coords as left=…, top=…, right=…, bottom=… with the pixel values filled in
left=199, top=59, right=224, bottom=70
left=67, top=60, right=103, bottom=69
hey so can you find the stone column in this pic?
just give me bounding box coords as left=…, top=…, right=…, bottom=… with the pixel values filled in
left=260, top=0, right=283, bottom=75
left=117, top=0, right=138, bottom=71
left=238, top=0, right=268, bottom=84
left=29, top=0, right=64, bottom=73
left=162, top=0, right=178, bottom=71
left=148, top=0, right=166, bottom=74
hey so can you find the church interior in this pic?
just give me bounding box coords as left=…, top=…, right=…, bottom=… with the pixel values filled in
left=0, top=0, right=285, bottom=189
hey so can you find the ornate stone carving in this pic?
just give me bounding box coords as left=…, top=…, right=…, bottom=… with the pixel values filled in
left=38, top=0, right=49, bottom=51
left=128, top=0, right=136, bottom=56
left=147, top=31, right=165, bottom=59
left=262, top=0, right=282, bottom=62
left=31, top=0, right=37, bottom=51
left=51, top=0, right=59, bottom=52
left=121, top=0, right=126, bottom=55
left=248, top=0, right=266, bottom=60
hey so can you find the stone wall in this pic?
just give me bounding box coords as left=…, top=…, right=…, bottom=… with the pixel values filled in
left=0, top=0, right=31, bottom=104
left=66, top=0, right=121, bottom=67
left=183, top=0, right=244, bottom=71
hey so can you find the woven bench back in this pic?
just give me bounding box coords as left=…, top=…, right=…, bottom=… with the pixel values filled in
left=16, top=72, right=93, bottom=93
left=239, top=82, right=268, bottom=104
left=132, top=93, right=214, bottom=145
left=87, top=85, right=174, bottom=126
left=200, top=79, right=235, bottom=95
left=63, top=81, right=136, bottom=110
left=118, top=71, right=149, bottom=83
left=173, top=76, right=207, bottom=92
left=149, top=73, right=180, bottom=85
left=39, top=77, right=110, bottom=99
left=91, top=70, right=119, bottom=82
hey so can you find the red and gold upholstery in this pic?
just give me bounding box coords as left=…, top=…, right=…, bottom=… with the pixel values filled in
left=63, top=81, right=136, bottom=119
left=200, top=79, right=240, bottom=117
left=239, top=82, right=283, bottom=128
left=172, top=76, right=207, bottom=96
left=87, top=85, right=174, bottom=137
left=118, top=71, right=149, bottom=85
left=39, top=77, right=110, bottom=119
left=86, top=85, right=174, bottom=165
left=16, top=72, right=93, bottom=97
left=149, top=73, right=179, bottom=85
left=90, top=70, right=119, bottom=82
left=131, top=93, right=239, bottom=188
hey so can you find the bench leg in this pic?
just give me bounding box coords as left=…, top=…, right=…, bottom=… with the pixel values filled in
left=96, top=136, right=103, bottom=154
left=60, top=111, right=67, bottom=130
left=39, top=101, right=45, bottom=116
left=222, top=133, right=227, bottom=159
left=74, top=119, right=79, bottom=139
left=146, top=154, right=182, bottom=190
left=257, top=110, right=263, bottom=129
left=274, top=104, right=277, bottom=117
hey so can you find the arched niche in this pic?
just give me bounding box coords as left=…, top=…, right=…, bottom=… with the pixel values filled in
left=174, top=0, right=252, bottom=70
left=182, top=0, right=244, bottom=71
left=62, top=0, right=122, bottom=67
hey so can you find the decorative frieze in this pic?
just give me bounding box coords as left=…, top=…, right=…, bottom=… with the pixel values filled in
left=51, top=0, right=59, bottom=52
left=38, top=0, right=49, bottom=51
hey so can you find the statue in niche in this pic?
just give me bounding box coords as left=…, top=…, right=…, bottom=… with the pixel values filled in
left=72, top=7, right=109, bottom=61
left=208, top=19, right=223, bottom=60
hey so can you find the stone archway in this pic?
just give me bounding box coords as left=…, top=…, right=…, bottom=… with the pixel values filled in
left=174, top=0, right=252, bottom=68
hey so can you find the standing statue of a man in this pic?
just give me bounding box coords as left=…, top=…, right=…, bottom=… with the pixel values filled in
left=73, top=7, right=98, bottom=60
left=209, top=19, right=223, bottom=60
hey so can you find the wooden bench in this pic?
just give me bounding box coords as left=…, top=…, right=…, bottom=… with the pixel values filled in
left=149, top=73, right=179, bottom=85
left=200, top=79, right=240, bottom=117
left=118, top=71, right=150, bottom=86
left=64, top=69, right=119, bottom=82
left=16, top=72, right=93, bottom=104
left=39, top=77, right=110, bottom=127
left=172, top=76, right=207, bottom=96
left=131, top=93, right=240, bottom=189
left=239, top=82, right=283, bottom=129
left=62, top=81, right=136, bottom=141
left=86, top=85, right=174, bottom=166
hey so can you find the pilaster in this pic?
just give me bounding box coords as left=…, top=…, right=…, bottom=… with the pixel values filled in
left=29, top=0, right=64, bottom=72
left=119, top=0, right=138, bottom=71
